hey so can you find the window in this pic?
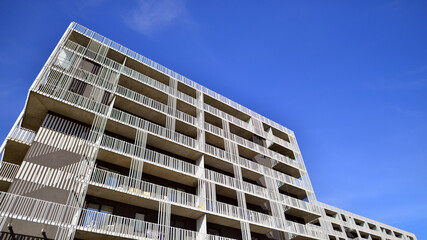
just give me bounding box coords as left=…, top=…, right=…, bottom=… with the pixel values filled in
left=332, top=223, right=342, bottom=232
left=86, top=202, right=114, bottom=214
left=100, top=205, right=114, bottom=214
left=69, top=78, right=87, bottom=95
left=208, top=228, right=221, bottom=236
left=171, top=220, right=186, bottom=229
left=79, top=58, right=101, bottom=75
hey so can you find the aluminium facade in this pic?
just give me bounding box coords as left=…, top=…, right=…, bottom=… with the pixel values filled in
left=0, top=22, right=417, bottom=240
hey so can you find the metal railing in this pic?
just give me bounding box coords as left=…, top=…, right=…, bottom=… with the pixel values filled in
left=64, top=37, right=295, bottom=154
left=89, top=167, right=281, bottom=230
left=203, top=103, right=296, bottom=152
left=35, top=82, right=109, bottom=116
left=203, top=119, right=301, bottom=173
left=52, top=49, right=118, bottom=92
left=100, top=134, right=198, bottom=176
left=0, top=231, right=52, bottom=240
left=316, top=202, right=414, bottom=240
left=0, top=191, right=235, bottom=240
left=204, top=168, right=320, bottom=216
left=89, top=167, right=325, bottom=239
left=78, top=208, right=235, bottom=240
left=115, top=85, right=196, bottom=126
left=7, top=127, right=36, bottom=145
left=121, top=65, right=198, bottom=107
left=37, top=69, right=308, bottom=201
left=90, top=167, right=198, bottom=208
left=0, top=162, right=19, bottom=182
left=110, top=108, right=197, bottom=149
left=57, top=41, right=303, bottom=182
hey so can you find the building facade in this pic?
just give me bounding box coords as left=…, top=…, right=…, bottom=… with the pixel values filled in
left=0, top=22, right=416, bottom=240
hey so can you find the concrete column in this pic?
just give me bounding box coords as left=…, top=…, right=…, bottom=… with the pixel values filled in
left=196, top=155, right=205, bottom=178
left=196, top=155, right=207, bottom=210
left=196, top=214, right=207, bottom=240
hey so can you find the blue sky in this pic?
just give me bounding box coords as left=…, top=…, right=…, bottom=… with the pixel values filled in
left=0, top=0, right=426, bottom=238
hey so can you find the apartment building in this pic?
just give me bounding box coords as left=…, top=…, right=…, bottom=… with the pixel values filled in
left=0, top=22, right=417, bottom=240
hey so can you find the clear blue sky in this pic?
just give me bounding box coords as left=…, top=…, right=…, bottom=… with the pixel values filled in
left=0, top=0, right=426, bottom=238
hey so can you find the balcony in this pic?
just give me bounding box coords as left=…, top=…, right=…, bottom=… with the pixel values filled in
left=2, top=126, right=34, bottom=168
left=87, top=167, right=282, bottom=234
left=70, top=22, right=295, bottom=145
left=7, top=126, right=36, bottom=146
left=0, top=190, right=234, bottom=240
left=96, top=133, right=320, bottom=219
left=115, top=84, right=196, bottom=126
left=98, top=134, right=199, bottom=186
left=87, top=166, right=324, bottom=240
left=108, top=108, right=200, bottom=159
left=65, top=27, right=297, bottom=159
left=0, top=231, right=53, bottom=240
left=0, top=161, right=19, bottom=192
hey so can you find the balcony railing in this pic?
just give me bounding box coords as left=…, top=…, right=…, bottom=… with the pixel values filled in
left=204, top=168, right=320, bottom=216
left=0, top=162, right=19, bottom=182
left=100, top=133, right=317, bottom=216
left=63, top=39, right=121, bottom=71
left=316, top=203, right=396, bottom=239
left=71, top=22, right=295, bottom=139
left=89, top=167, right=282, bottom=230
left=115, top=85, right=196, bottom=126
left=204, top=120, right=301, bottom=174
left=100, top=134, right=198, bottom=176
left=121, top=65, right=198, bottom=108
left=204, top=142, right=306, bottom=192
left=35, top=82, right=109, bottom=116
left=78, top=208, right=235, bottom=240
left=0, top=191, right=235, bottom=240
left=90, top=166, right=324, bottom=240
left=64, top=39, right=296, bottom=155
left=204, top=103, right=296, bottom=153
left=35, top=74, right=307, bottom=199
left=90, top=167, right=198, bottom=208
left=0, top=231, right=53, bottom=240
left=63, top=39, right=197, bottom=109
left=7, top=127, right=36, bottom=145
left=203, top=103, right=253, bottom=133
left=110, top=108, right=197, bottom=149
left=65, top=27, right=298, bottom=153
left=57, top=42, right=302, bottom=179
left=52, top=50, right=118, bottom=92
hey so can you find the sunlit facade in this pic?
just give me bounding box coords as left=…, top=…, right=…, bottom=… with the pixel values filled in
left=0, top=22, right=416, bottom=240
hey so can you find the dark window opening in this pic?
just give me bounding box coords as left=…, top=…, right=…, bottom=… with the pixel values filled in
left=171, top=220, right=186, bottom=229
left=69, top=78, right=87, bottom=95
left=101, top=91, right=111, bottom=105
left=79, top=58, right=101, bottom=75
left=332, top=223, right=342, bottom=232
left=207, top=228, right=221, bottom=236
